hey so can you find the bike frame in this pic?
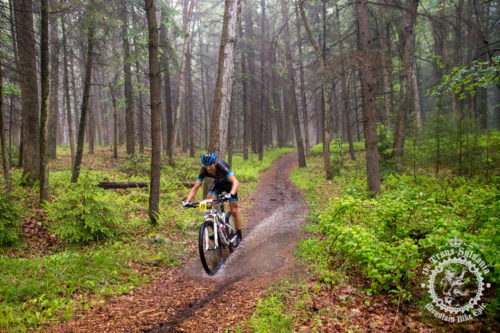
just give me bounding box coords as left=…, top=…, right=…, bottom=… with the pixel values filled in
left=201, top=199, right=236, bottom=249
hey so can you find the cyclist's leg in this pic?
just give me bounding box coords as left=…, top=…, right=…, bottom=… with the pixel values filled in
left=229, top=201, right=242, bottom=231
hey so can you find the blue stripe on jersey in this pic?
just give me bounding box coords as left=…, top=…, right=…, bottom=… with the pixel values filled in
left=225, top=171, right=234, bottom=179
left=196, top=177, right=203, bottom=182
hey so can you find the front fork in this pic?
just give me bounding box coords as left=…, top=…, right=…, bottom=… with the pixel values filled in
left=204, top=219, right=218, bottom=251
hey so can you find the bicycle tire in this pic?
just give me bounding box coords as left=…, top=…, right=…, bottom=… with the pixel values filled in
left=198, top=221, right=223, bottom=275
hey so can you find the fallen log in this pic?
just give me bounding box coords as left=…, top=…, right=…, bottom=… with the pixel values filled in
left=97, top=181, right=195, bottom=189
left=97, top=182, right=148, bottom=189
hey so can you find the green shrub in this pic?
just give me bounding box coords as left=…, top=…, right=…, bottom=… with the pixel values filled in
left=293, top=152, right=499, bottom=306
left=251, top=295, right=293, bottom=332
left=45, top=176, right=122, bottom=243
left=0, top=193, right=21, bottom=246
left=0, top=243, right=146, bottom=331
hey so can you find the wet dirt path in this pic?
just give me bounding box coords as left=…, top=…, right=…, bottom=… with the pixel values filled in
left=56, top=153, right=307, bottom=332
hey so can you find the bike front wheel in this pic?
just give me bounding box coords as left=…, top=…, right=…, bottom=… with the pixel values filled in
left=198, top=221, right=223, bottom=275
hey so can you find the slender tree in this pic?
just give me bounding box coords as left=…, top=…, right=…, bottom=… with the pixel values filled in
left=280, top=0, right=306, bottom=167
left=170, top=0, right=195, bottom=164
left=356, top=0, right=381, bottom=194
left=61, top=16, right=75, bottom=164
left=295, top=0, right=310, bottom=155
left=48, top=0, right=60, bottom=159
left=122, top=2, right=135, bottom=156
left=145, top=0, right=162, bottom=225
left=300, top=2, right=332, bottom=179
left=15, top=0, right=40, bottom=182
left=39, top=0, right=50, bottom=202
left=208, top=0, right=241, bottom=158
left=393, top=0, right=420, bottom=159
left=0, top=61, right=12, bottom=191
left=71, top=0, right=95, bottom=183
left=336, top=5, right=355, bottom=161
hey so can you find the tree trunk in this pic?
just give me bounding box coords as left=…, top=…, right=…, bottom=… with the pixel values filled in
left=71, top=0, right=95, bottom=183
left=122, top=4, right=135, bottom=156
left=393, top=0, right=419, bottom=159
left=239, top=21, right=249, bottom=160
left=280, top=0, right=306, bottom=167
left=295, top=0, right=310, bottom=155
left=0, top=61, right=12, bottom=191
left=336, top=6, right=355, bottom=161
left=15, top=0, right=40, bottom=183
left=70, top=47, right=79, bottom=135
left=300, top=3, right=332, bottom=179
left=270, top=44, right=285, bottom=148
left=109, top=81, right=118, bottom=159
left=243, top=5, right=258, bottom=154
left=258, top=0, right=266, bottom=161
left=208, top=0, right=241, bottom=159
left=145, top=0, right=162, bottom=225
left=170, top=0, right=195, bottom=164
left=356, top=0, right=380, bottom=194
left=377, top=6, right=391, bottom=129
left=187, top=45, right=195, bottom=157
left=61, top=17, right=75, bottom=165
left=160, top=15, right=173, bottom=157
left=136, top=61, right=145, bottom=154
left=39, top=0, right=50, bottom=202
left=48, top=0, right=60, bottom=159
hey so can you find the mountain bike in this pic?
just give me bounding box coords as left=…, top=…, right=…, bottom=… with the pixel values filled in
left=184, top=194, right=238, bottom=276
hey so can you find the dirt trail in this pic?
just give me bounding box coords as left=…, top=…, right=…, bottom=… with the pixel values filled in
left=56, top=153, right=307, bottom=332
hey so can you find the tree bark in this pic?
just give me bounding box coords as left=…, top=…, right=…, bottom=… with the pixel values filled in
left=145, top=0, right=162, bottom=225
left=109, top=81, right=118, bottom=159
left=356, top=0, right=380, bottom=194
left=295, top=0, right=310, bottom=155
left=160, top=14, right=173, bottom=157
left=122, top=4, right=135, bottom=156
left=71, top=0, right=95, bottom=183
left=61, top=17, right=75, bottom=165
left=281, top=0, right=306, bottom=167
left=336, top=5, right=355, bottom=161
left=170, top=0, right=195, bottom=164
left=39, top=0, right=50, bottom=202
left=239, top=21, right=249, bottom=160
left=186, top=44, right=195, bottom=157
left=15, top=0, right=40, bottom=182
left=208, top=0, right=241, bottom=159
left=393, top=0, right=419, bottom=159
left=243, top=5, right=258, bottom=154
left=0, top=61, right=12, bottom=191
left=48, top=0, right=60, bottom=159
left=258, top=0, right=266, bottom=161
left=299, top=2, right=332, bottom=179
left=136, top=61, right=145, bottom=154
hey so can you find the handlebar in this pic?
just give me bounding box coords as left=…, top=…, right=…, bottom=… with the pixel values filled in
left=183, top=194, right=230, bottom=208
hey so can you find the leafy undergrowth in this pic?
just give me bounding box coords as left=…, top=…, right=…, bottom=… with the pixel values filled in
left=250, top=138, right=499, bottom=331
left=0, top=146, right=291, bottom=332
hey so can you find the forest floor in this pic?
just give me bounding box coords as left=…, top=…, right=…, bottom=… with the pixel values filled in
left=47, top=153, right=443, bottom=332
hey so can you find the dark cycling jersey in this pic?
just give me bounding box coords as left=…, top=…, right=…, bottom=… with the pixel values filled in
left=197, top=160, right=238, bottom=201
left=196, top=159, right=234, bottom=182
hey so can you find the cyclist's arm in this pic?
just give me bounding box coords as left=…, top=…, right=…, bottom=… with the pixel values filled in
left=227, top=174, right=239, bottom=196
left=186, top=180, right=202, bottom=202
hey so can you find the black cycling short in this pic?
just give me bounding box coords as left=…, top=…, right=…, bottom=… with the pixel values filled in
left=208, top=180, right=238, bottom=202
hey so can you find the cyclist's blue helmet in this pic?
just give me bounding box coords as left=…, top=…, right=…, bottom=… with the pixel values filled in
left=201, top=152, right=216, bottom=166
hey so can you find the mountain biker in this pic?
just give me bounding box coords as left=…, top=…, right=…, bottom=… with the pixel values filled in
left=183, top=152, right=242, bottom=246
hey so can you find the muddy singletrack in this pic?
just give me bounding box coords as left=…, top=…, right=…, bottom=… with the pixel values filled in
left=55, top=153, right=307, bottom=332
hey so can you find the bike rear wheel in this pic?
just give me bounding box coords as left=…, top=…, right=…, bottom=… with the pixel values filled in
left=198, top=221, right=223, bottom=275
